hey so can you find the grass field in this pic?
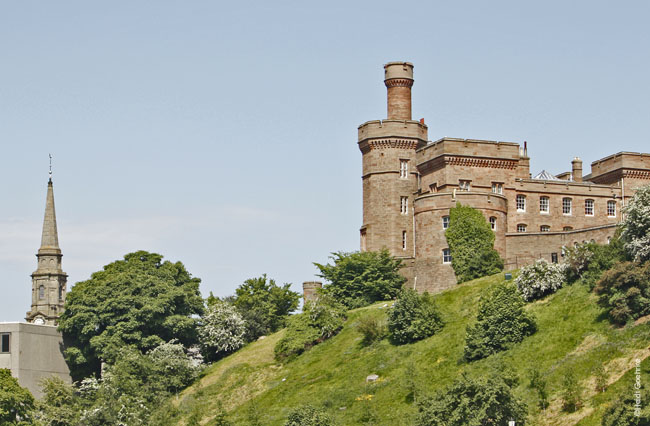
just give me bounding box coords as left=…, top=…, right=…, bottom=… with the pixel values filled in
left=165, top=272, right=650, bottom=425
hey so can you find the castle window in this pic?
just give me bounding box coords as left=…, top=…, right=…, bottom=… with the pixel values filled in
left=517, top=224, right=527, bottom=233
left=516, top=195, right=526, bottom=212
left=607, top=200, right=616, bottom=217
left=402, top=231, right=407, bottom=250
left=59, top=285, right=63, bottom=301
left=491, top=183, right=503, bottom=194
left=0, top=333, right=9, bottom=353
left=459, top=180, right=471, bottom=191
left=562, top=198, right=572, bottom=215
left=540, top=196, right=549, bottom=213
left=400, top=160, right=409, bottom=179
left=400, top=196, right=408, bottom=215
left=360, top=229, right=367, bottom=252
left=442, top=248, right=452, bottom=264
left=563, top=226, right=573, bottom=231
left=540, top=225, right=550, bottom=232
left=551, top=253, right=558, bottom=263
left=442, top=216, right=450, bottom=229
left=489, top=216, right=497, bottom=231
left=429, top=183, right=438, bottom=193
left=585, top=199, right=594, bottom=216
left=39, top=285, right=45, bottom=300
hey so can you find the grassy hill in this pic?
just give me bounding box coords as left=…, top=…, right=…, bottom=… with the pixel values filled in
left=165, top=272, right=650, bottom=425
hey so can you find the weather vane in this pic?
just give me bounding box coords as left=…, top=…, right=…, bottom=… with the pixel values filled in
left=49, top=153, right=52, bottom=181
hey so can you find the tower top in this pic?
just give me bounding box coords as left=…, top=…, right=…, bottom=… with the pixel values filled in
left=39, top=178, right=60, bottom=255
left=383, top=61, right=414, bottom=120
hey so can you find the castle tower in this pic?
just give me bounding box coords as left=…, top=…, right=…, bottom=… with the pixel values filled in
left=26, top=175, right=67, bottom=325
left=358, top=62, right=428, bottom=281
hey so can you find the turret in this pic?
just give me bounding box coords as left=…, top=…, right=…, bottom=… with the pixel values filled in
left=572, top=157, right=583, bottom=182
left=384, top=62, right=414, bottom=120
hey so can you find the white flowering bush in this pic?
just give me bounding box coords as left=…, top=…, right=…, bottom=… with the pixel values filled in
left=199, top=302, right=247, bottom=361
left=516, top=259, right=567, bottom=302
left=621, top=184, right=650, bottom=263
left=562, top=243, right=594, bottom=282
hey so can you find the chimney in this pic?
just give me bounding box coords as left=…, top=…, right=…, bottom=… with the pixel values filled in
left=572, top=157, right=583, bottom=182
left=384, top=62, right=414, bottom=120
left=302, top=281, right=322, bottom=304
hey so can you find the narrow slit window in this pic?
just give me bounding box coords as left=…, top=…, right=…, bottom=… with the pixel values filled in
left=489, top=216, right=497, bottom=231
left=399, top=160, right=409, bottom=179
left=400, top=196, right=408, bottom=215
left=402, top=231, right=407, bottom=250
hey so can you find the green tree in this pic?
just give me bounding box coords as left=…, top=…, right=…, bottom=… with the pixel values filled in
left=387, top=290, right=444, bottom=345
left=233, top=274, right=300, bottom=341
left=445, top=203, right=504, bottom=283
left=314, top=249, right=406, bottom=308
left=594, top=261, right=650, bottom=325
left=0, top=368, right=34, bottom=425
left=58, top=251, right=204, bottom=380
left=415, top=372, right=527, bottom=426
left=561, top=370, right=582, bottom=412
left=464, top=283, right=537, bottom=361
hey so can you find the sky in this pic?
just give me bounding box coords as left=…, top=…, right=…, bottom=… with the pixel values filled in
left=1, top=1, right=649, bottom=321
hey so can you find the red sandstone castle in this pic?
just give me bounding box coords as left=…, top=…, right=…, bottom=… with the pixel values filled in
left=358, top=62, right=650, bottom=293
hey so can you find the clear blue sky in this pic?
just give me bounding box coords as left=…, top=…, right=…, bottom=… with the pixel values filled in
left=1, top=1, right=649, bottom=321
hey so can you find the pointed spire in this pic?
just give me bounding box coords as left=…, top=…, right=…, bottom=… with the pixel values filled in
left=39, top=177, right=60, bottom=254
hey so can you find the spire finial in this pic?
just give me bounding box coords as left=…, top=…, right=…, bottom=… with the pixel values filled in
left=49, top=153, right=52, bottom=183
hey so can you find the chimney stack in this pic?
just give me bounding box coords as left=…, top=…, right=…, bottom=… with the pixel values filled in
left=572, top=157, right=583, bottom=182
left=384, top=62, right=414, bottom=120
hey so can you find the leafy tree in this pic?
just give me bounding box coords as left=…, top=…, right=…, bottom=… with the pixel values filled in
left=387, top=290, right=444, bottom=344
left=315, top=249, right=406, bottom=308
left=464, top=283, right=537, bottom=361
left=199, top=300, right=247, bottom=362
left=275, top=295, right=346, bottom=361
left=516, top=259, right=566, bottom=302
left=445, top=203, right=504, bottom=283
left=528, top=369, right=549, bottom=409
left=602, top=394, right=650, bottom=425
left=621, top=184, right=650, bottom=263
left=415, top=372, right=527, bottom=426
left=0, top=368, right=34, bottom=425
left=594, top=261, right=650, bottom=325
left=561, top=370, right=582, bottom=412
left=58, top=251, right=204, bottom=380
left=285, top=405, right=334, bottom=426
left=233, top=274, right=300, bottom=341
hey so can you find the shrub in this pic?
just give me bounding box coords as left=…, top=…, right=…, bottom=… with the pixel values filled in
left=445, top=203, right=504, bottom=283
left=528, top=368, right=549, bottom=409
left=388, top=290, right=444, bottom=345
left=415, top=372, right=527, bottom=426
left=516, top=259, right=567, bottom=301
left=561, top=371, right=582, bottom=412
left=602, top=394, right=650, bottom=425
left=275, top=296, right=346, bottom=361
left=621, top=184, right=650, bottom=263
left=594, top=261, right=650, bottom=325
left=464, top=283, right=537, bottom=361
left=0, top=368, right=35, bottom=425
left=285, top=405, right=334, bottom=426
left=356, top=315, right=387, bottom=346
left=563, top=238, right=627, bottom=287
left=563, top=242, right=595, bottom=282
left=314, top=250, right=406, bottom=308
left=198, top=301, right=247, bottom=362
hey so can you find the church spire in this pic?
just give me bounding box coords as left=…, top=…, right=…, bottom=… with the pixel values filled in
left=26, top=164, right=67, bottom=325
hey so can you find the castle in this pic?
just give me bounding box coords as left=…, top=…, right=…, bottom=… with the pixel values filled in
left=359, top=62, right=650, bottom=293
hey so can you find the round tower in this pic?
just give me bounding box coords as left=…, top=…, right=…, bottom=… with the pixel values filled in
left=384, top=62, right=414, bottom=120
left=358, top=62, right=428, bottom=284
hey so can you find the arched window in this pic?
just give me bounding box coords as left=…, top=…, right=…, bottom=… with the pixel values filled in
left=39, top=285, right=45, bottom=300
left=517, top=224, right=527, bottom=233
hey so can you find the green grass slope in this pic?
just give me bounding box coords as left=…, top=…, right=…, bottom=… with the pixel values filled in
left=167, top=273, right=650, bottom=425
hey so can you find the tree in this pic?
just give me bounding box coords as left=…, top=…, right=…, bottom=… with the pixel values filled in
left=387, top=290, right=444, bottom=344
left=233, top=274, right=300, bottom=341
left=621, top=184, right=650, bottom=263
left=464, top=283, right=537, bottom=361
left=415, top=372, right=527, bottom=426
left=445, top=203, right=504, bottom=283
left=0, top=368, right=34, bottom=425
left=314, top=249, right=406, bottom=308
left=58, top=251, right=204, bottom=380
left=199, top=301, right=247, bottom=362
left=594, top=261, right=650, bottom=325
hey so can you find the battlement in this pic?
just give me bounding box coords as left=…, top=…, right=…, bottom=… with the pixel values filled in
left=358, top=119, right=428, bottom=142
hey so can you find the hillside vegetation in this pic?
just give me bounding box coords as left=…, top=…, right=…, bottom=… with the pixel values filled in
left=164, top=272, right=650, bottom=425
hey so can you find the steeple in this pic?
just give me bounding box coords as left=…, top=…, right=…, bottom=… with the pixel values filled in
left=26, top=171, right=67, bottom=325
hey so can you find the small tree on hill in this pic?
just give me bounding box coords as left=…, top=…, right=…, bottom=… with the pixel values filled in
left=445, top=203, right=503, bottom=283
left=415, top=372, right=527, bottom=426
left=387, top=290, right=444, bottom=344
left=0, top=368, right=34, bottom=425
left=464, top=283, right=537, bottom=361
left=314, top=249, right=406, bottom=308
left=621, top=184, right=650, bottom=263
